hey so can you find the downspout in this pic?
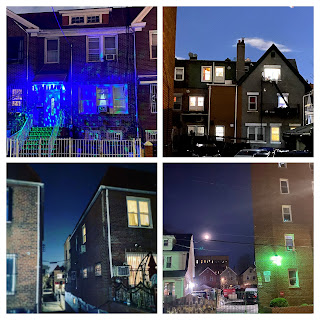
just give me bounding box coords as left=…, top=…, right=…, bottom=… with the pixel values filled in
left=36, top=185, right=41, bottom=313
left=207, top=85, right=211, bottom=138
left=105, top=189, right=113, bottom=278
left=234, top=85, right=238, bottom=141
left=70, top=43, right=73, bottom=126
left=133, top=29, right=139, bottom=138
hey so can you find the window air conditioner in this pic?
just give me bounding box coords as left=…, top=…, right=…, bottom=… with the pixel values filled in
left=80, top=245, right=86, bottom=253
left=113, top=266, right=130, bottom=277
left=105, top=54, right=116, bottom=61
left=98, top=106, right=108, bottom=113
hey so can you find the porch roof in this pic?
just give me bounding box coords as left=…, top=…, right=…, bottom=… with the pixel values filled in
left=32, top=72, right=68, bottom=83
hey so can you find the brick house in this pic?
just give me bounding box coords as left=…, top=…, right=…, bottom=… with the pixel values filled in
left=238, top=266, right=257, bottom=289
left=64, top=166, right=157, bottom=313
left=163, top=233, right=195, bottom=300
left=196, top=267, right=219, bottom=290
left=7, top=164, right=44, bottom=313
left=251, top=163, right=313, bottom=308
left=7, top=7, right=157, bottom=154
left=53, top=265, right=65, bottom=295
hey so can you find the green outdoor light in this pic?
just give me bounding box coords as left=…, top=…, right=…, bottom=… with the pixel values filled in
left=271, top=255, right=282, bottom=266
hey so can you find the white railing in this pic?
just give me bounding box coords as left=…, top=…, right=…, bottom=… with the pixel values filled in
left=146, top=130, right=157, bottom=142
left=48, top=110, right=64, bottom=155
left=7, top=137, right=142, bottom=157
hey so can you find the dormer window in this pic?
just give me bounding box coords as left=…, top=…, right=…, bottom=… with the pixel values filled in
left=264, top=65, right=281, bottom=81
left=71, top=16, right=84, bottom=24
left=87, top=16, right=100, bottom=24
left=201, top=66, right=212, bottom=82
left=214, top=66, right=225, bottom=83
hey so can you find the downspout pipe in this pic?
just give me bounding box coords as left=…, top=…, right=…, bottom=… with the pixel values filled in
left=132, top=28, right=139, bottom=139
left=105, top=189, right=113, bottom=278
left=207, top=85, right=211, bottom=138
left=234, top=85, right=238, bottom=141
left=70, top=43, right=73, bottom=126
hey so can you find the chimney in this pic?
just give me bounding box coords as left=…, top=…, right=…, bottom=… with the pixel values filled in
left=188, top=52, right=198, bottom=60
left=236, top=38, right=245, bottom=81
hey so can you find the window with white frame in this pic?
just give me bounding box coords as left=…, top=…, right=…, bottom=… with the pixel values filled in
left=288, top=269, right=299, bottom=287
left=87, top=37, right=101, bottom=62
left=82, top=224, right=86, bottom=244
left=164, top=239, right=169, bottom=247
left=166, top=256, right=172, bottom=268
left=150, top=84, right=157, bottom=113
left=87, top=15, right=100, bottom=24
left=127, top=197, right=152, bottom=228
left=270, top=125, right=281, bottom=143
left=87, top=36, right=118, bottom=62
left=173, top=94, right=182, bottom=110
left=247, top=126, right=265, bottom=142
left=285, top=234, right=295, bottom=251
left=95, top=263, right=102, bottom=276
left=282, top=205, right=292, bottom=222
left=83, top=268, right=88, bottom=279
left=280, top=179, right=289, bottom=194
left=215, top=125, right=225, bottom=141
left=149, top=30, right=157, bottom=59
left=104, top=36, right=117, bottom=60
left=189, top=96, right=204, bottom=111
left=264, top=65, right=281, bottom=81
left=214, top=66, right=225, bottom=83
left=248, top=95, right=258, bottom=111
left=45, top=38, right=59, bottom=63
left=145, top=130, right=157, bottom=142
left=278, top=93, right=289, bottom=108
left=103, top=130, right=123, bottom=140
left=201, top=66, right=212, bottom=82
left=11, top=89, right=23, bottom=107
left=7, top=254, right=16, bottom=295
left=113, top=85, right=128, bottom=113
left=174, top=67, right=184, bottom=81
left=71, top=16, right=84, bottom=24
left=188, top=125, right=205, bottom=136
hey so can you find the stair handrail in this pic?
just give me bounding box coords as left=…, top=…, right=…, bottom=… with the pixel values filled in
left=48, top=110, right=64, bottom=156
left=12, top=115, right=33, bottom=155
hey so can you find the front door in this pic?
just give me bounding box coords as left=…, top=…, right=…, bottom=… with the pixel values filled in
left=44, top=89, right=61, bottom=126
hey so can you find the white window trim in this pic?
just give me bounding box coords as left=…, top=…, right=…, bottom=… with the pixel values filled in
left=174, top=67, right=184, bottom=81
left=166, top=256, right=172, bottom=268
left=215, top=125, right=225, bottom=141
left=145, top=130, right=157, bottom=142
left=263, top=65, right=281, bottom=81
left=189, top=96, right=204, bottom=112
left=270, top=124, right=282, bottom=144
left=247, top=95, right=258, bottom=112
left=187, top=125, right=205, bottom=136
left=82, top=224, right=86, bottom=244
left=149, top=30, right=157, bottom=60
left=246, top=126, right=266, bottom=143
left=277, top=93, right=289, bottom=108
left=173, top=94, right=182, bottom=110
left=214, top=66, right=225, bottom=83
left=285, top=234, right=295, bottom=251
left=288, top=269, right=299, bottom=288
left=150, top=83, right=157, bottom=113
left=126, top=196, right=153, bottom=229
left=104, top=35, right=118, bottom=61
left=86, top=35, right=118, bottom=62
left=282, top=205, right=292, bottom=222
left=7, top=254, right=17, bottom=295
left=201, top=66, right=212, bottom=82
left=280, top=178, right=290, bottom=194
left=44, top=38, right=60, bottom=64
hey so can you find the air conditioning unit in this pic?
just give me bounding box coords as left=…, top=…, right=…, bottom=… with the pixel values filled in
left=80, top=245, right=86, bottom=253
left=98, top=106, right=108, bottom=113
left=105, top=54, right=116, bottom=61
left=113, top=266, right=130, bottom=277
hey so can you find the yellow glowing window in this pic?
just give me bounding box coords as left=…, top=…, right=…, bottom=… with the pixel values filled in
left=82, top=224, right=86, bottom=244
left=127, top=197, right=152, bottom=228
left=215, top=67, right=224, bottom=77
left=202, top=66, right=211, bottom=81
left=271, top=127, right=280, bottom=142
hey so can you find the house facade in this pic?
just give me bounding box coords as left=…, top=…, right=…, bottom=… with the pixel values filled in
left=238, top=266, right=258, bottom=289
left=163, top=234, right=195, bottom=300
left=64, top=166, right=157, bottom=313
left=7, top=7, right=157, bottom=151
left=196, top=267, right=219, bottom=290
left=53, top=265, right=65, bottom=295
left=7, top=164, right=44, bottom=313
left=251, top=163, right=313, bottom=307
left=220, top=267, right=238, bottom=289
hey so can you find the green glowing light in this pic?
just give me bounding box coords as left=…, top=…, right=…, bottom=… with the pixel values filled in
left=271, top=255, right=282, bottom=266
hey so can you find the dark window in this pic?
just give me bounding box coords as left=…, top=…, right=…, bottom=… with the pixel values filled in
left=7, top=37, right=24, bottom=64
left=7, top=187, right=13, bottom=222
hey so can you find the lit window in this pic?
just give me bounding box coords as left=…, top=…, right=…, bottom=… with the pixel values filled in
left=45, top=39, right=59, bottom=63
left=11, top=89, right=23, bottom=107
left=247, top=126, right=265, bottom=142
left=248, top=96, right=258, bottom=111
left=150, top=84, right=157, bottom=113
left=87, top=37, right=101, bottom=62
left=214, top=66, right=225, bottom=83
left=145, top=130, right=157, bottom=142
left=174, top=67, right=184, bottom=81
left=285, top=234, right=295, bottom=251
left=164, top=282, right=175, bottom=296
left=173, top=94, right=182, bottom=110
left=215, top=125, right=225, bottom=141
left=271, top=126, right=281, bottom=143
left=57, top=273, right=63, bottom=279
left=104, top=36, right=117, bottom=60
left=149, top=30, right=157, bottom=59
left=264, top=65, right=281, bottom=81
left=288, top=269, right=299, bottom=287
left=280, top=179, right=289, bottom=194
left=166, top=256, right=172, bottom=268
left=278, top=93, right=289, bottom=108
left=201, top=66, right=212, bottom=82
left=82, top=224, right=86, bottom=244
left=188, top=125, right=205, bottom=136
left=95, top=263, right=102, bottom=276
left=113, top=85, right=128, bottom=114
left=127, top=197, right=152, bottom=228
left=263, top=271, right=271, bottom=282
left=83, top=268, right=88, bottom=279
left=71, top=16, right=84, bottom=24
left=189, top=96, right=204, bottom=111
left=282, top=205, right=292, bottom=222
left=7, top=254, right=16, bottom=295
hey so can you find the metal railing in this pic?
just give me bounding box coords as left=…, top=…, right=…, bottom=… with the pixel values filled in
left=48, top=110, right=64, bottom=155
left=7, top=137, right=142, bottom=157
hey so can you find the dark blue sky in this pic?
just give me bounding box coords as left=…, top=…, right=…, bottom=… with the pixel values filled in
left=30, top=163, right=156, bottom=271
left=164, top=163, right=254, bottom=272
left=176, top=6, right=314, bottom=83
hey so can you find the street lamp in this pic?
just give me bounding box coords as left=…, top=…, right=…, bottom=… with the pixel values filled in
left=203, top=233, right=210, bottom=241
left=271, top=254, right=282, bottom=266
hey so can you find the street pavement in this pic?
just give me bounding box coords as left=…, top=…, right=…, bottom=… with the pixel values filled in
left=42, top=290, right=65, bottom=313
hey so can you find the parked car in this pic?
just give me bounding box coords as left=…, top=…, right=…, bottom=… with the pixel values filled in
left=244, top=288, right=258, bottom=305
left=234, top=149, right=270, bottom=157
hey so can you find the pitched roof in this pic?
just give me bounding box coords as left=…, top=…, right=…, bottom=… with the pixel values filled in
left=7, top=164, right=41, bottom=183
left=237, top=44, right=311, bottom=92
left=198, top=266, right=216, bottom=276
left=220, top=266, right=237, bottom=276
left=167, top=233, right=192, bottom=252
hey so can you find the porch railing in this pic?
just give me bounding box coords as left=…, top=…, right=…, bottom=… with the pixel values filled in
left=7, top=137, right=142, bottom=157
left=48, top=110, right=64, bottom=155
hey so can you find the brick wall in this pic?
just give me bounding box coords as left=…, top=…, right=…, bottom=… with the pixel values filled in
left=7, top=183, right=41, bottom=312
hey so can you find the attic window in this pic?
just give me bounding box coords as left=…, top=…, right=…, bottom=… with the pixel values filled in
left=264, top=65, right=281, bottom=81
left=87, top=16, right=100, bottom=23
left=71, top=16, right=84, bottom=24
left=271, top=51, right=276, bottom=58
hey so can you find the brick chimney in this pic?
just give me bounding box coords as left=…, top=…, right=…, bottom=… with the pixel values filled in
left=236, top=38, right=245, bottom=81
left=188, top=52, right=198, bottom=60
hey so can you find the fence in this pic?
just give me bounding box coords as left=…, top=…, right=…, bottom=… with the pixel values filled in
left=7, top=138, right=142, bottom=157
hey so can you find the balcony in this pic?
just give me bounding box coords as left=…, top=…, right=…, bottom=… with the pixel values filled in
left=262, top=103, right=299, bottom=118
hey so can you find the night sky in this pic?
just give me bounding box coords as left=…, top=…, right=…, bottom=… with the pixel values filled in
left=176, top=6, right=314, bottom=83
left=163, top=163, right=255, bottom=273
left=29, top=163, right=156, bottom=271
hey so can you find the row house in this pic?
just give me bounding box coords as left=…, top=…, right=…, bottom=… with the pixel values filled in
left=163, top=234, right=195, bottom=300
left=64, top=166, right=157, bottom=313
left=7, top=7, right=157, bottom=149
left=173, top=39, right=311, bottom=150
left=7, top=164, right=44, bottom=313
left=251, top=163, right=313, bottom=308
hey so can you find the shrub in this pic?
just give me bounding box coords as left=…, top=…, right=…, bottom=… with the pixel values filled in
left=270, top=298, right=289, bottom=308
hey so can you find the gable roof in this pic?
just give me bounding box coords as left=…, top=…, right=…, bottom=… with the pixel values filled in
left=239, top=265, right=256, bottom=276
left=238, top=44, right=311, bottom=92
left=198, top=266, right=216, bottom=276
left=7, top=164, right=41, bottom=183
left=6, top=8, right=39, bottom=29
left=220, top=266, right=237, bottom=276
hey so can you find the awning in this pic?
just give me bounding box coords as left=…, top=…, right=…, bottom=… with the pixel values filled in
left=138, top=75, right=157, bottom=85
left=283, top=123, right=313, bottom=137
left=32, top=72, right=68, bottom=83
